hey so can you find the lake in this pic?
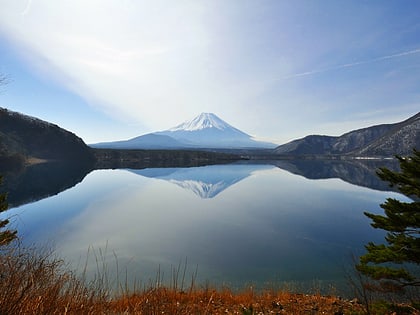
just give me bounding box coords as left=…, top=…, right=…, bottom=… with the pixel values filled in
left=1, top=159, right=408, bottom=295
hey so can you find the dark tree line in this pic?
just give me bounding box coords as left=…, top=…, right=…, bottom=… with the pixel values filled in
left=0, top=176, right=16, bottom=246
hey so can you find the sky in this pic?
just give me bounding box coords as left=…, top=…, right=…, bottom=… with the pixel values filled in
left=0, top=0, right=419, bottom=145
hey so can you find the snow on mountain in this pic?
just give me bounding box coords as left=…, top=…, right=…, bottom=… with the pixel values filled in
left=91, top=112, right=277, bottom=149
left=168, top=112, right=247, bottom=133
left=155, top=112, right=276, bottom=148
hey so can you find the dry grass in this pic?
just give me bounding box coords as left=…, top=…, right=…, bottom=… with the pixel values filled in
left=108, top=286, right=365, bottom=314
left=0, top=244, right=417, bottom=314
left=0, top=245, right=108, bottom=314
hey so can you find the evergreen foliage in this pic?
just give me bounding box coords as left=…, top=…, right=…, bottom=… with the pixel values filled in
left=0, top=176, right=16, bottom=246
left=357, top=149, right=420, bottom=291
left=0, top=73, right=18, bottom=245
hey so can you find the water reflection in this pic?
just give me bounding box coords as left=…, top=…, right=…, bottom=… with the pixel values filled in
left=2, top=162, right=409, bottom=295
left=271, top=159, right=399, bottom=192
left=129, top=164, right=273, bottom=198
left=1, top=161, right=92, bottom=208
left=0, top=158, right=399, bottom=207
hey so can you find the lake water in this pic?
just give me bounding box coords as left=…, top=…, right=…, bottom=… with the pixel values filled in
left=2, top=160, right=408, bottom=295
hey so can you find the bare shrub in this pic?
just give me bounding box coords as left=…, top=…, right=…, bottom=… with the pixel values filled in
left=0, top=244, right=107, bottom=314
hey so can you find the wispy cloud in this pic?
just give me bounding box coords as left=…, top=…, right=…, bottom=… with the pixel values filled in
left=21, top=0, right=33, bottom=16
left=0, top=1, right=419, bottom=143
left=282, top=48, right=420, bottom=80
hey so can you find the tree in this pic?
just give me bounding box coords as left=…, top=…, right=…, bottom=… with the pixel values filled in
left=357, top=149, right=420, bottom=292
left=0, top=74, right=16, bottom=245
left=0, top=176, right=16, bottom=246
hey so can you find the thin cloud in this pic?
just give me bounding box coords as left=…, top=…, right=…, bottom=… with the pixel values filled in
left=1, top=1, right=419, bottom=143
left=22, top=0, right=33, bottom=16
left=282, top=48, right=420, bottom=79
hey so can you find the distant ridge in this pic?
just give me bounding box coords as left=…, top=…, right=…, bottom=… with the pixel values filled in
left=91, top=133, right=186, bottom=150
left=274, top=112, right=420, bottom=157
left=3, top=106, right=416, bottom=161
left=92, top=113, right=277, bottom=149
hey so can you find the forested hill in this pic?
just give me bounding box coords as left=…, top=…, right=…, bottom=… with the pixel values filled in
left=274, top=112, right=420, bottom=157
left=0, top=107, right=94, bottom=166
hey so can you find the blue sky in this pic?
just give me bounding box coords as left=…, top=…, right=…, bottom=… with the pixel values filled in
left=0, top=0, right=419, bottom=144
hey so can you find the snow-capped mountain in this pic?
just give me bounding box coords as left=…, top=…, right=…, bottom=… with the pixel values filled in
left=168, top=112, right=245, bottom=132
left=155, top=113, right=271, bottom=148
left=92, top=113, right=277, bottom=149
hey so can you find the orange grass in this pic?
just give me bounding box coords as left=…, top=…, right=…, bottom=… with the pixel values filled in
left=0, top=245, right=109, bottom=314
left=108, top=286, right=365, bottom=314
left=3, top=244, right=417, bottom=314
left=0, top=245, right=366, bottom=314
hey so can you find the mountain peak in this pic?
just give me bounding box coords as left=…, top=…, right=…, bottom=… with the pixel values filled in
left=93, top=112, right=277, bottom=149
left=169, top=112, right=233, bottom=132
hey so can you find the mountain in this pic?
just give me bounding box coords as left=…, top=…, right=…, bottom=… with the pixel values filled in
left=274, top=112, right=420, bottom=157
left=91, top=133, right=186, bottom=149
left=353, top=113, right=420, bottom=156
left=92, top=113, right=277, bottom=149
left=0, top=107, right=94, bottom=167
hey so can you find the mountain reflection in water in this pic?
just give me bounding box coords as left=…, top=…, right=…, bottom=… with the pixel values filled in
left=129, top=164, right=273, bottom=198
left=271, top=158, right=399, bottom=192
left=0, top=157, right=406, bottom=296
left=1, top=158, right=399, bottom=207
left=129, top=159, right=398, bottom=199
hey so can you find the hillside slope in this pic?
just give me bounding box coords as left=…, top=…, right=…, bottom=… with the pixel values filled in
left=274, top=112, right=420, bottom=156
left=0, top=107, right=94, bottom=165
left=353, top=112, right=420, bottom=156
